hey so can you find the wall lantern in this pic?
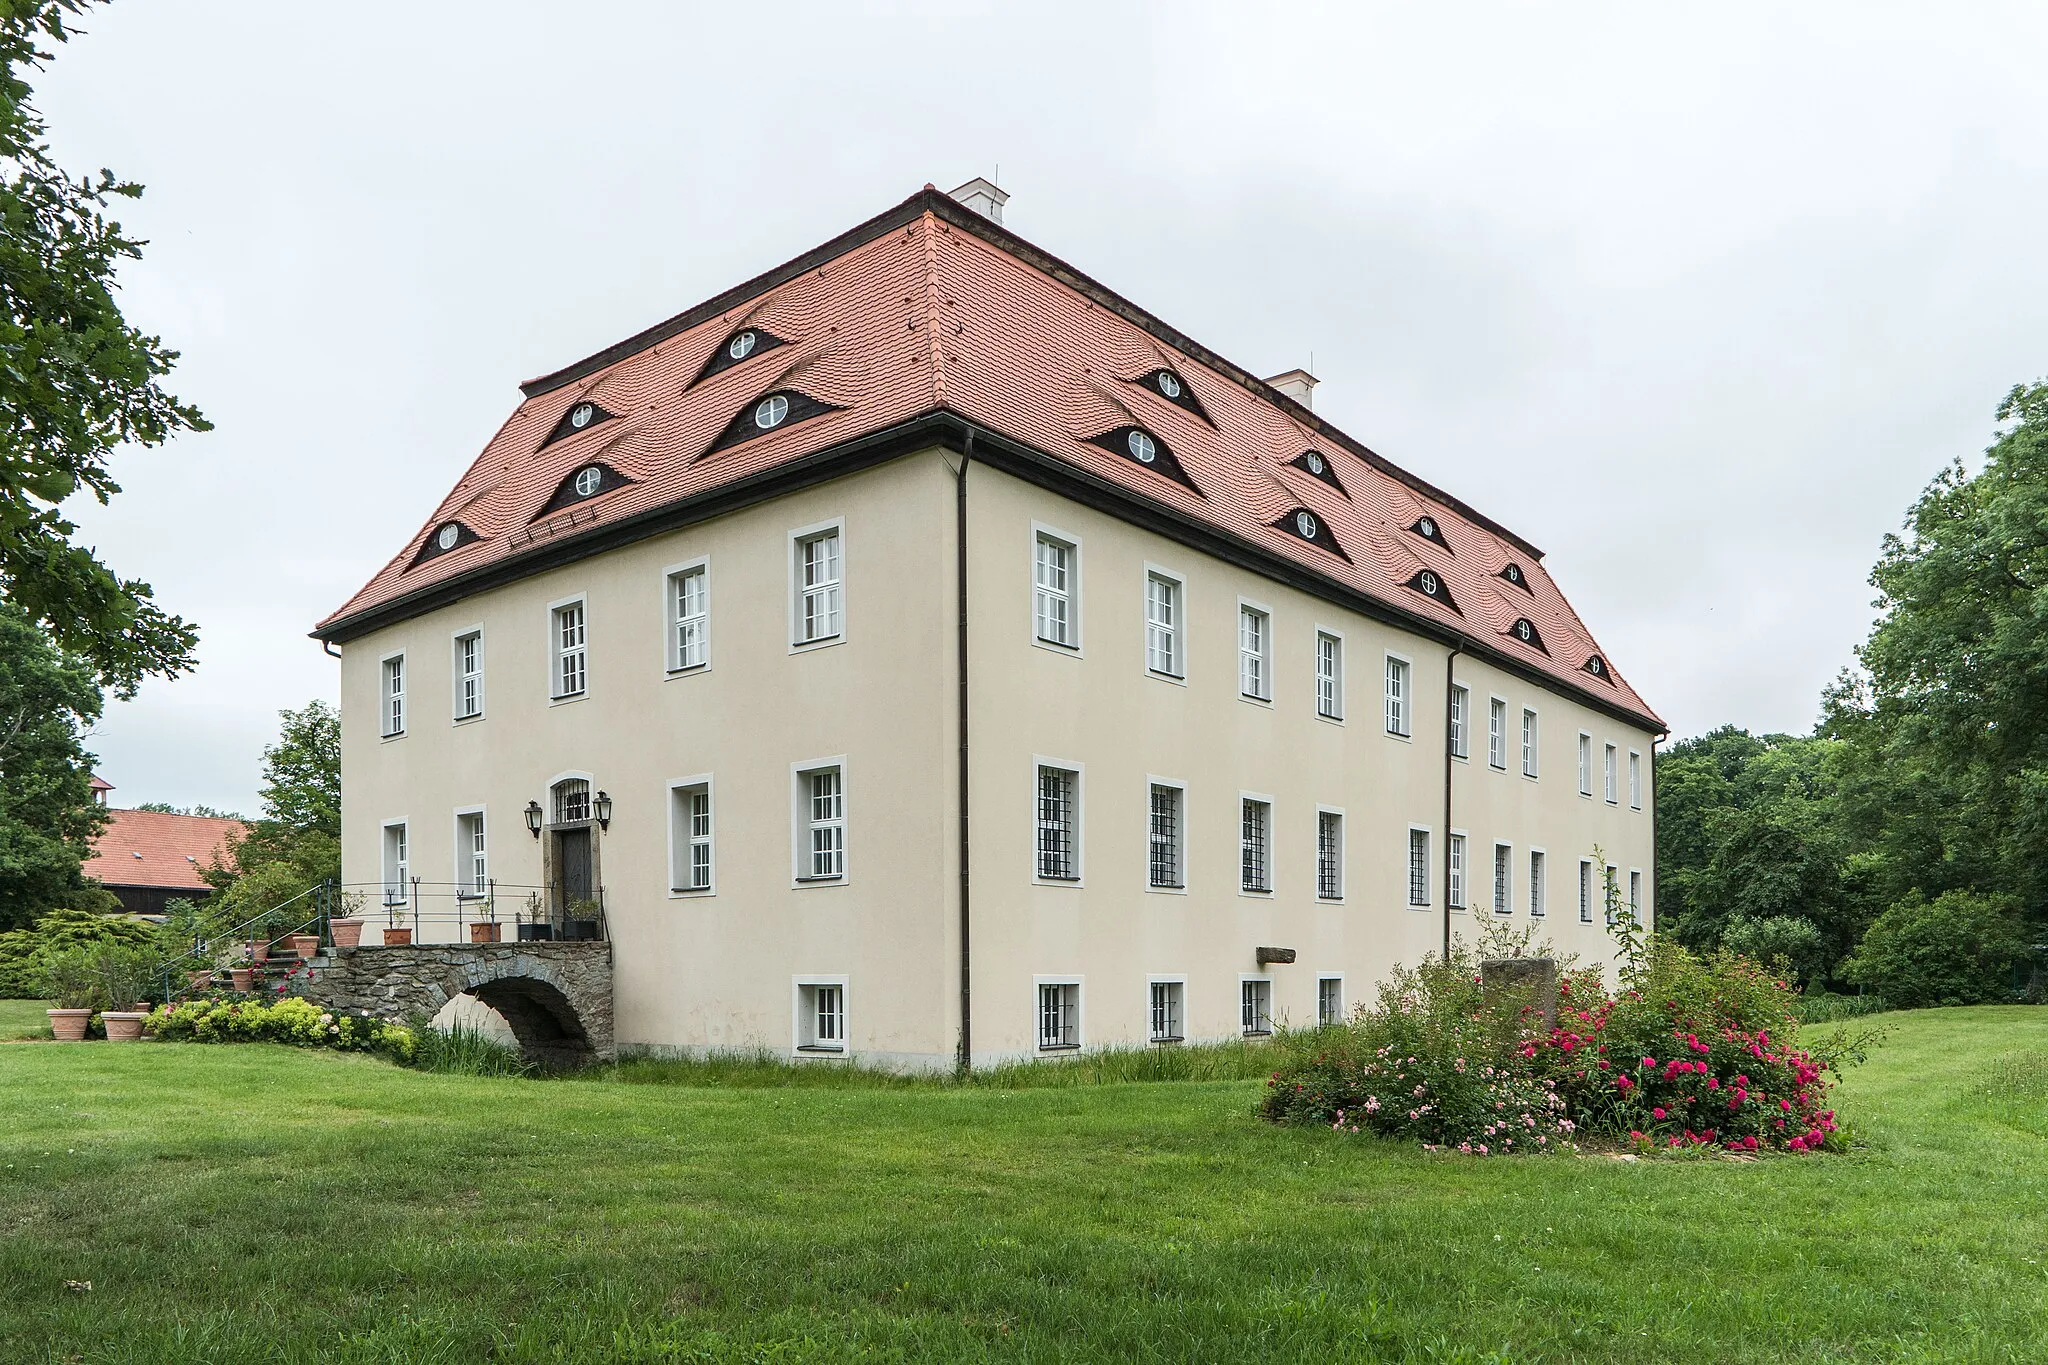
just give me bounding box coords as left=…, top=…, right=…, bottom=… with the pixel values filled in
left=594, top=790, right=613, bottom=831
left=524, top=800, right=544, bottom=838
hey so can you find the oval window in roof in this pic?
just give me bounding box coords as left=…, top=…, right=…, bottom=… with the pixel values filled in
left=573, top=466, right=603, bottom=498
left=1306, top=452, right=1325, bottom=475
left=569, top=402, right=595, bottom=431
left=728, top=330, right=758, bottom=361
left=1157, top=371, right=1182, bottom=399
left=1419, top=570, right=1440, bottom=595
left=436, top=523, right=460, bottom=551
left=1418, top=516, right=1438, bottom=539
left=1295, top=510, right=1318, bottom=539
left=755, top=394, right=790, bottom=429
left=1127, top=430, right=1157, bottom=464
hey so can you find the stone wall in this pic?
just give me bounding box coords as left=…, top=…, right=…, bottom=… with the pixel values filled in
left=296, top=941, right=613, bottom=1066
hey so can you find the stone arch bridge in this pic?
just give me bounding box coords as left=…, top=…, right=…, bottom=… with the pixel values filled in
left=296, top=942, right=613, bottom=1067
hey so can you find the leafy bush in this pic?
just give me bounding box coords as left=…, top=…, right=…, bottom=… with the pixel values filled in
left=1721, top=914, right=1825, bottom=982
left=37, top=941, right=159, bottom=1011
left=0, top=906, right=155, bottom=997
left=1842, top=890, right=2032, bottom=1008
left=145, top=996, right=415, bottom=1061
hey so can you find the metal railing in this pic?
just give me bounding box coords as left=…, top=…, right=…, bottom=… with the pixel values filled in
left=341, top=880, right=609, bottom=945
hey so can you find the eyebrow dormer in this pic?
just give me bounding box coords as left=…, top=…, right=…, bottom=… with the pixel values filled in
left=691, top=326, right=788, bottom=386
left=539, top=398, right=616, bottom=448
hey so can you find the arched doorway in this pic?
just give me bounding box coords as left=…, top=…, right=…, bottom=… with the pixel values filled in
left=545, top=777, right=602, bottom=939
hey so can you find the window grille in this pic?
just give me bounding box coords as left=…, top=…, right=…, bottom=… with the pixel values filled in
left=455, top=633, right=481, bottom=719
left=1240, top=979, right=1272, bottom=1035
left=1408, top=829, right=1430, bottom=906
left=1579, top=860, right=1594, bottom=923
left=1489, top=697, right=1507, bottom=768
left=797, top=531, right=842, bottom=643
left=1316, top=811, right=1343, bottom=899
left=1038, top=982, right=1079, bottom=1049
left=1239, top=606, right=1269, bottom=699
left=804, top=768, right=845, bottom=879
left=1317, top=977, right=1343, bottom=1027
left=1450, top=685, right=1469, bottom=758
left=1145, top=573, right=1181, bottom=676
left=1036, top=766, right=1079, bottom=880
left=1385, top=657, right=1410, bottom=736
left=1493, top=842, right=1512, bottom=915
left=1033, top=535, right=1074, bottom=647
left=553, top=779, right=590, bottom=825
left=553, top=602, right=587, bottom=697
left=672, top=566, right=708, bottom=670
left=1149, top=981, right=1183, bottom=1042
left=1448, top=834, right=1467, bottom=909
left=382, top=656, right=405, bottom=736
left=1316, top=632, right=1343, bottom=719
left=1240, top=799, right=1271, bottom=892
left=1148, top=784, right=1182, bottom=889
left=1530, top=850, right=1546, bottom=917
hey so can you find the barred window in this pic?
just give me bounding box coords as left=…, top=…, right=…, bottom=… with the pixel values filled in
left=1579, top=859, right=1594, bottom=923
left=1316, top=810, right=1343, bottom=900
left=1317, top=977, right=1344, bottom=1027
left=1148, top=783, right=1183, bottom=889
left=1036, top=766, right=1079, bottom=880
left=1149, top=981, right=1184, bottom=1043
left=1493, top=842, right=1512, bottom=915
left=1530, top=850, right=1546, bottom=917
left=1038, top=982, right=1079, bottom=1049
left=1240, top=979, right=1273, bottom=1035
left=1408, top=829, right=1430, bottom=906
left=1240, top=798, right=1271, bottom=893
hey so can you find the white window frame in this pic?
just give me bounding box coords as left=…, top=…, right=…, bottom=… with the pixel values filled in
left=1579, top=858, right=1595, bottom=923
left=1604, top=743, right=1619, bottom=805
left=1492, top=840, right=1513, bottom=916
left=1628, top=749, right=1643, bottom=810
left=1146, top=776, right=1187, bottom=893
left=667, top=774, right=715, bottom=896
left=791, top=757, right=849, bottom=886
left=1142, top=564, right=1186, bottom=682
left=665, top=556, right=711, bottom=675
left=1384, top=652, right=1413, bottom=738
left=1448, top=831, right=1468, bottom=910
left=1578, top=732, right=1594, bottom=797
left=1629, top=867, right=1644, bottom=921
left=787, top=517, right=846, bottom=652
left=1033, top=757, right=1084, bottom=885
left=1315, top=806, right=1344, bottom=901
left=1239, top=976, right=1274, bottom=1037
left=1030, top=524, right=1081, bottom=654
left=1147, top=976, right=1186, bottom=1044
left=1529, top=847, right=1547, bottom=918
left=1449, top=683, right=1470, bottom=759
left=1407, top=825, right=1432, bottom=907
left=380, top=819, right=409, bottom=907
left=380, top=651, right=406, bottom=738
left=1522, top=707, right=1540, bottom=779
left=1239, top=791, right=1274, bottom=895
left=548, top=594, right=588, bottom=701
left=792, top=975, right=849, bottom=1056
left=1034, top=976, right=1083, bottom=1052
left=453, top=806, right=487, bottom=901
left=1314, top=627, right=1344, bottom=721
left=1237, top=598, right=1273, bottom=703
left=1316, top=974, right=1345, bottom=1028
left=1488, top=696, right=1508, bottom=770
left=1605, top=862, right=1620, bottom=927
left=451, top=628, right=484, bottom=723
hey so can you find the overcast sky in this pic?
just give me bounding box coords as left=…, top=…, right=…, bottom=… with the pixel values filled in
left=41, top=1, right=2048, bottom=814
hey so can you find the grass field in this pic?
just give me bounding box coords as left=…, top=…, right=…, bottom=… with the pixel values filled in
left=0, top=997, right=51, bottom=1039
left=1, top=1008, right=2045, bottom=1363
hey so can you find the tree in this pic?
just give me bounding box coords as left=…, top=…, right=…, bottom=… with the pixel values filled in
left=134, top=801, right=244, bottom=819
left=204, top=702, right=339, bottom=924
left=0, top=1, right=207, bottom=697
left=0, top=599, right=103, bottom=929
left=1842, top=891, right=2032, bottom=1008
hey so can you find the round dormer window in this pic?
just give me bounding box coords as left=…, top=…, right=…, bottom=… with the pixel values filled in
left=573, top=466, right=602, bottom=498
left=1157, top=371, right=1182, bottom=399
left=1127, top=430, right=1156, bottom=463
left=1419, top=570, right=1440, bottom=595
left=1588, top=655, right=1606, bottom=677
left=728, top=330, right=757, bottom=361
left=1306, top=452, right=1325, bottom=475
left=1295, top=510, right=1318, bottom=539
left=755, top=394, right=789, bottom=429
left=1505, top=564, right=1523, bottom=585
left=569, top=402, right=595, bottom=430
left=1516, top=619, right=1534, bottom=642
left=436, top=523, right=460, bottom=551
left=1418, top=516, right=1438, bottom=539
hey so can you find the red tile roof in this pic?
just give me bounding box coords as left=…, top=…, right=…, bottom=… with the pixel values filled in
left=316, top=188, right=1661, bottom=732
left=84, top=809, right=248, bottom=892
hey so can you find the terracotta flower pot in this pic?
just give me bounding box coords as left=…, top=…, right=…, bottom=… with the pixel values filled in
left=229, top=967, right=254, bottom=992
left=467, top=921, right=502, bottom=944
left=289, top=934, right=320, bottom=961
left=248, top=940, right=271, bottom=964
left=47, top=1008, right=91, bottom=1041
left=328, top=918, right=365, bottom=948
left=102, top=1011, right=148, bottom=1042
left=382, top=927, right=413, bottom=946
left=187, top=970, right=213, bottom=992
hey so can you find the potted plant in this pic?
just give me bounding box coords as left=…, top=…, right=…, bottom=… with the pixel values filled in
left=97, top=946, right=155, bottom=1042
left=41, top=947, right=104, bottom=1041
left=515, top=892, right=552, bottom=941
left=248, top=938, right=271, bottom=965
left=288, top=933, right=320, bottom=961
left=564, top=898, right=603, bottom=942
left=328, top=891, right=369, bottom=948
left=383, top=925, right=413, bottom=946
left=229, top=966, right=255, bottom=992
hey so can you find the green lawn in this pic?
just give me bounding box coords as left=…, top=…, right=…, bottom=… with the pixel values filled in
left=0, top=997, right=51, bottom=1039
left=1, top=1009, right=2045, bottom=1363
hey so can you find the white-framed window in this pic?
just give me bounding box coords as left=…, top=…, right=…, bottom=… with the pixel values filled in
left=381, top=653, right=406, bottom=737
left=1408, top=827, right=1431, bottom=906
left=1605, top=863, right=1620, bottom=927
left=791, top=522, right=844, bottom=647
left=669, top=778, right=714, bottom=893
left=1529, top=849, right=1546, bottom=917
left=1579, top=859, right=1594, bottom=923
left=1385, top=655, right=1411, bottom=736
left=452, top=631, right=483, bottom=721
left=1448, top=833, right=1467, bottom=909
left=1036, top=979, right=1081, bottom=1050
left=1035, top=762, right=1081, bottom=882
left=793, top=761, right=846, bottom=883
left=1449, top=684, right=1470, bottom=759
left=1240, top=796, right=1272, bottom=893
left=455, top=810, right=487, bottom=899
left=1147, top=781, right=1184, bottom=890
left=1316, top=809, right=1343, bottom=900
left=1032, top=529, right=1078, bottom=649
left=1629, top=868, right=1643, bottom=920
left=1578, top=732, right=1593, bottom=797
left=550, top=598, right=587, bottom=699
left=1315, top=630, right=1343, bottom=720
left=1144, top=568, right=1184, bottom=679
left=1629, top=750, right=1643, bottom=810
left=1317, top=975, right=1344, bottom=1027
left=1488, top=697, right=1507, bottom=769
left=667, top=561, right=709, bottom=672
left=1240, top=978, right=1273, bottom=1036
left=381, top=821, right=409, bottom=906
left=795, top=978, right=847, bottom=1053
left=1522, top=708, right=1540, bottom=778
left=1604, top=743, right=1619, bottom=804
left=1148, top=978, right=1185, bottom=1043
left=1493, top=842, right=1512, bottom=916
left=1238, top=601, right=1272, bottom=701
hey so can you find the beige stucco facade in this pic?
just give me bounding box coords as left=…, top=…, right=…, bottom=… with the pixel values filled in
left=339, top=448, right=1655, bottom=1069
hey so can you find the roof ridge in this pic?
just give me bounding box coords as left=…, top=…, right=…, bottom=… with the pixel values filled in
left=919, top=208, right=948, bottom=407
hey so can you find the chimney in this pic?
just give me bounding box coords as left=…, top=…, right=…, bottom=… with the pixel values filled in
left=947, top=176, right=1009, bottom=224
left=1266, top=368, right=1318, bottom=410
